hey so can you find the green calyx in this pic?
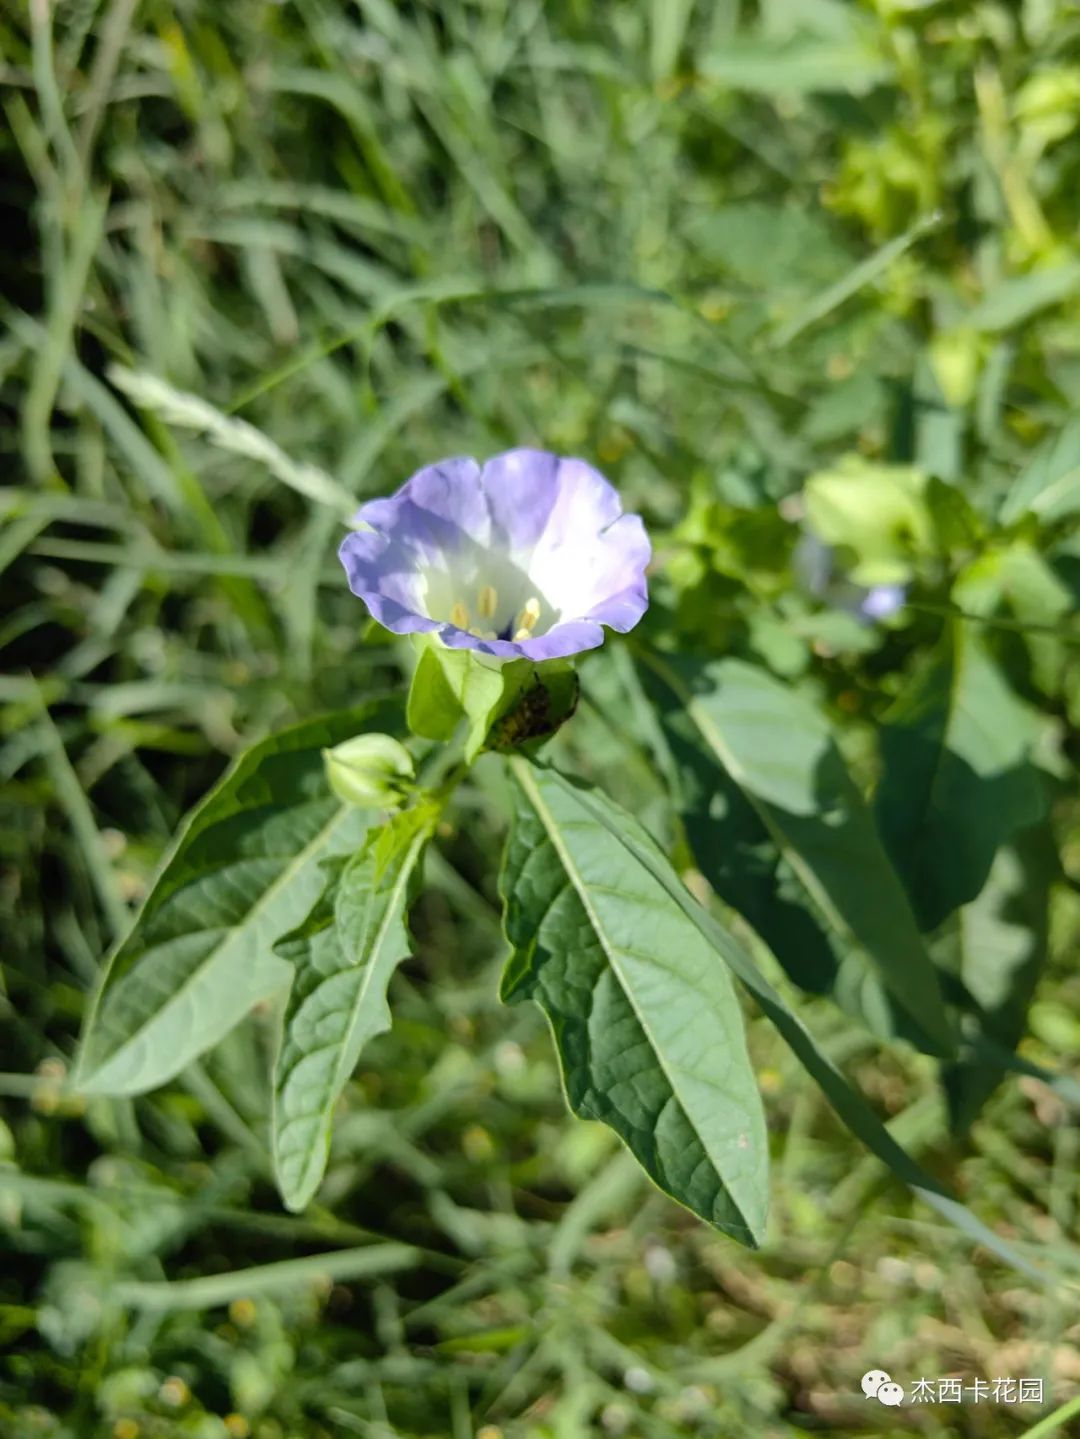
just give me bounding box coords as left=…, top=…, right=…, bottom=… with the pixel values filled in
left=406, top=635, right=579, bottom=761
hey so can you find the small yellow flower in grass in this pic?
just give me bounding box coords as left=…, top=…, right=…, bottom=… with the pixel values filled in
left=224, top=1416, right=251, bottom=1439
left=113, top=1421, right=140, bottom=1439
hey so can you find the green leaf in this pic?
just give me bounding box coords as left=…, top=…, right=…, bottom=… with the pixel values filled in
left=803, top=460, right=933, bottom=586
left=875, top=625, right=1046, bottom=932
left=501, top=759, right=769, bottom=1246
left=406, top=643, right=468, bottom=743
left=525, top=764, right=1050, bottom=1284
left=687, top=203, right=851, bottom=293
left=966, top=261, right=1080, bottom=333
left=701, top=35, right=892, bottom=95
left=407, top=638, right=529, bottom=759
left=638, top=652, right=954, bottom=1057
left=272, top=804, right=434, bottom=1211
left=998, top=417, right=1080, bottom=526
left=940, top=826, right=1058, bottom=1131
left=407, top=637, right=578, bottom=758
left=75, top=704, right=399, bottom=1096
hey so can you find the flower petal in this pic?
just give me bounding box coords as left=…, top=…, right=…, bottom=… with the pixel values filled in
left=338, top=529, right=440, bottom=635
left=339, top=449, right=650, bottom=659
left=354, top=456, right=489, bottom=568
left=481, top=448, right=564, bottom=559
left=439, top=618, right=606, bottom=661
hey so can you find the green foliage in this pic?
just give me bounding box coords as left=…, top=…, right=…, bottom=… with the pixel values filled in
left=1000, top=418, right=1080, bottom=527
left=501, top=760, right=769, bottom=1246
left=76, top=706, right=394, bottom=1096
left=273, top=804, right=434, bottom=1210
left=940, top=826, right=1059, bottom=1132
left=408, top=640, right=579, bottom=760
left=640, top=652, right=955, bottom=1055
left=4, top=0, right=1080, bottom=1433
left=876, top=625, right=1047, bottom=933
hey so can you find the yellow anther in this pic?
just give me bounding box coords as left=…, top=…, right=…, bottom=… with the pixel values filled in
left=516, top=596, right=541, bottom=634
left=513, top=628, right=532, bottom=642
left=477, top=584, right=497, bottom=619
left=450, top=600, right=470, bottom=629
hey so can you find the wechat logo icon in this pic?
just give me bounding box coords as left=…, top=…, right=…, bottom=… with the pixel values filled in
left=862, top=1370, right=905, bottom=1406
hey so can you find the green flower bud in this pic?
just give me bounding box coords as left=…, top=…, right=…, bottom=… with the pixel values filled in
left=323, top=733, right=414, bottom=809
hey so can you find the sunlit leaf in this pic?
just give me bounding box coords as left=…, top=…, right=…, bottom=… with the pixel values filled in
left=75, top=704, right=399, bottom=1096
left=502, top=760, right=769, bottom=1245
left=272, top=804, right=434, bottom=1210
left=533, top=763, right=1051, bottom=1283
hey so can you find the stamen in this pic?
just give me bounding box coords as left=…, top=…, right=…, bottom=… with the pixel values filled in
left=513, top=628, right=533, bottom=642
left=477, top=584, right=497, bottom=620
left=515, top=596, right=541, bottom=634
left=450, top=600, right=470, bottom=629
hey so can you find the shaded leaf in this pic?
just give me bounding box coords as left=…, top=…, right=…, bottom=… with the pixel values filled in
left=76, top=704, right=398, bottom=1096
left=875, top=626, right=1046, bottom=932
left=501, top=760, right=769, bottom=1245
left=638, top=652, right=954, bottom=1056
left=940, top=826, right=1058, bottom=1131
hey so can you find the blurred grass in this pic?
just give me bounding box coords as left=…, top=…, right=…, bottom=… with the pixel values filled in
left=2, top=1, right=1080, bottom=1436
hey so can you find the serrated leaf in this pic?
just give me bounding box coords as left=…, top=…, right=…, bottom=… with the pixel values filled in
left=501, top=759, right=769, bottom=1245
left=939, top=826, right=1058, bottom=1131
left=875, top=625, right=1046, bottom=932
left=272, top=805, right=433, bottom=1211
left=76, top=704, right=399, bottom=1096
left=638, top=652, right=954, bottom=1057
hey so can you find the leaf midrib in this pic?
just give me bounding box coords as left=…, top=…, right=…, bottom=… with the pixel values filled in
left=512, top=759, right=751, bottom=1231
left=89, top=802, right=357, bottom=1084
left=277, top=829, right=428, bottom=1201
